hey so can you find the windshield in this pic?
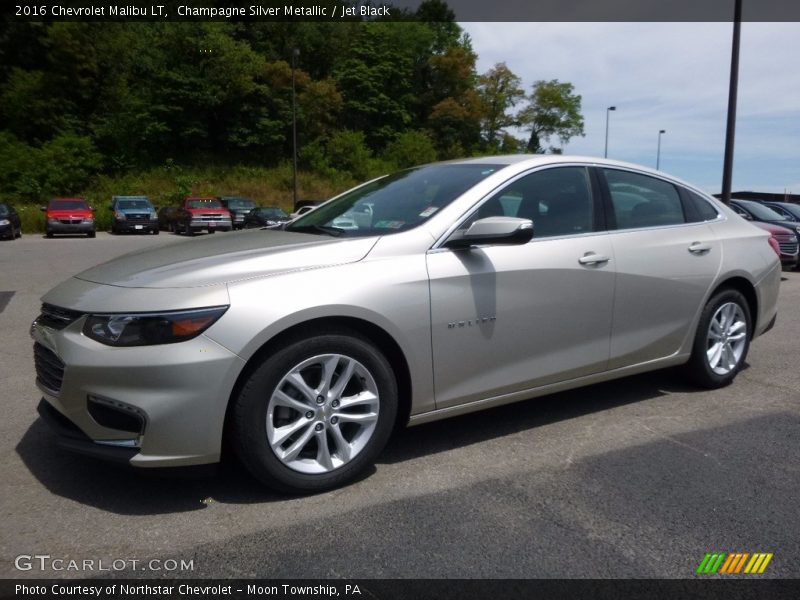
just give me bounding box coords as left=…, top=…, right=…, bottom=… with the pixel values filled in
left=187, top=199, right=222, bottom=209
left=259, top=207, right=288, bottom=218
left=49, top=200, right=88, bottom=210
left=225, top=198, right=256, bottom=209
left=117, top=199, right=152, bottom=210
left=286, top=164, right=505, bottom=237
left=739, top=200, right=787, bottom=221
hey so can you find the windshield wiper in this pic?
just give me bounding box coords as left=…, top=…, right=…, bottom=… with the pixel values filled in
left=288, top=224, right=345, bottom=237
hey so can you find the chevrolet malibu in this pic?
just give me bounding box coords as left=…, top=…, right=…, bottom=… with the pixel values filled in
left=31, top=156, right=780, bottom=493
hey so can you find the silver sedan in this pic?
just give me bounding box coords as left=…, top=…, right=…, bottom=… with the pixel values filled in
left=31, top=156, right=781, bottom=493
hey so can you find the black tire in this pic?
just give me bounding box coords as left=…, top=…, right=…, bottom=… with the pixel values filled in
left=153, top=228, right=159, bottom=235
left=685, top=288, right=751, bottom=389
left=46, top=231, right=53, bottom=238
left=232, top=331, right=398, bottom=494
left=87, top=230, right=96, bottom=238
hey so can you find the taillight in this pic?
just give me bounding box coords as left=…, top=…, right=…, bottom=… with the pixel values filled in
left=767, top=236, right=781, bottom=257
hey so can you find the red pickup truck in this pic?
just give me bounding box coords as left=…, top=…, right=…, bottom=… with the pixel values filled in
left=174, top=197, right=232, bottom=236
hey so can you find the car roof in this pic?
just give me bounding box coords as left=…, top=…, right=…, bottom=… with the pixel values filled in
left=442, top=154, right=707, bottom=193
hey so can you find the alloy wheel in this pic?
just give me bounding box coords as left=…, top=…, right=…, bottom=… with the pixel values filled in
left=706, top=302, right=747, bottom=375
left=266, top=353, right=380, bottom=474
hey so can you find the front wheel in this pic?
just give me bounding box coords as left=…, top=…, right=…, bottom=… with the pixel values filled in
left=685, top=289, right=751, bottom=388
left=232, top=332, right=398, bottom=494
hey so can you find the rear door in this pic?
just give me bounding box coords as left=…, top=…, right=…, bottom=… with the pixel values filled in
left=427, top=165, right=616, bottom=409
left=598, top=168, right=722, bottom=369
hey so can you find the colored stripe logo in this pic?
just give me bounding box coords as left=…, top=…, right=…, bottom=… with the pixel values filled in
left=696, top=552, right=773, bottom=574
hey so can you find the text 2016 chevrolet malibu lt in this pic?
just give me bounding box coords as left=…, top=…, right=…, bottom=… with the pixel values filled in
left=32, top=156, right=780, bottom=493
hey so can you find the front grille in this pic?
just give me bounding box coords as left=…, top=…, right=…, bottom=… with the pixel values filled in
left=194, top=213, right=230, bottom=222
left=34, top=342, right=65, bottom=394
left=59, top=218, right=83, bottom=225
left=774, top=234, right=799, bottom=255
left=125, top=213, right=152, bottom=223
left=37, top=303, right=82, bottom=331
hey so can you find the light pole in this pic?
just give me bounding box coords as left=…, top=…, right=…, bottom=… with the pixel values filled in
left=604, top=106, right=616, bottom=158
left=291, top=47, right=300, bottom=208
left=656, top=129, right=666, bottom=170
left=720, top=0, right=742, bottom=204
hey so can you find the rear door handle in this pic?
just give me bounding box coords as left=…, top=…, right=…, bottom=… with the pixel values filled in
left=578, top=253, right=611, bottom=265
left=688, top=242, right=712, bottom=254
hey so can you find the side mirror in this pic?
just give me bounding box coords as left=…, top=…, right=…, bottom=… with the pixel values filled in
left=108, top=205, right=114, bottom=211
left=445, top=216, right=534, bottom=249
left=40, top=206, right=47, bottom=212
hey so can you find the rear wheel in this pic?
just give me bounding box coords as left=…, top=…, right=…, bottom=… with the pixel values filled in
left=685, top=289, right=751, bottom=388
left=232, top=332, right=398, bottom=494
left=87, top=231, right=96, bottom=238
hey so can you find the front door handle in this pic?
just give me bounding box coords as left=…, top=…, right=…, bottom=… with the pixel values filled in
left=578, top=252, right=611, bottom=265
left=688, top=242, right=712, bottom=254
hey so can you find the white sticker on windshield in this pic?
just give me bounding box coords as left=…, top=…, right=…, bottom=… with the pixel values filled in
left=419, top=206, right=439, bottom=218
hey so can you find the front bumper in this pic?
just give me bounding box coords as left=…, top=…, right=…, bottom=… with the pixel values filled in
left=114, top=220, right=158, bottom=233
left=188, top=218, right=232, bottom=232
left=47, top=222, right=94, bottom=234
left=31, top=314, right=246, bottom=468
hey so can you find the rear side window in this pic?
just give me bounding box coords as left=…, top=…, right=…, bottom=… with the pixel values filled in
left=686, top=191, right=720, bottom=222
left=604, top=169, right=685, bottom=229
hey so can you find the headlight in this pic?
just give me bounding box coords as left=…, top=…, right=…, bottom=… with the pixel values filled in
left=83, top=217, right=94, bottom=224
left=150, top=211, right=158, bottom=220
left=48, top=218, right=59, bottom=224
left=114, top=211, right=126, bottom=220
left=0, top=219, right=9, bottom=226
left=83, top=306, right=228, bottom=346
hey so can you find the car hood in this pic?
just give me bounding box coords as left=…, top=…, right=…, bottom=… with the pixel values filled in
left=74, top=229, right=379, bottom=288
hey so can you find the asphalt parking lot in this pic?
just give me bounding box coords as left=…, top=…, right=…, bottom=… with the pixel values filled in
left=1, top=232, right=798, bottom=579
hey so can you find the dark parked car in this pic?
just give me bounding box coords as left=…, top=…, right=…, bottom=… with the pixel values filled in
left=242, top=206, right=290, bottom=228
left=759, top=201, right=800, bottom=223
left=110, top=196, right=159, bottom=235
left=42, top=198, right=95, bottom=238
left=730, top=199, right=800, bottom=233
left=0, top=202, right=22, bottom=240
left=219, top=196, right=257, bottom=229
left=157, top=206, right=179, bottom=232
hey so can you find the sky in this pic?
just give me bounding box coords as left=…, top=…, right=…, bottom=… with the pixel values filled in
left=460, top=22, right=800, bottom=195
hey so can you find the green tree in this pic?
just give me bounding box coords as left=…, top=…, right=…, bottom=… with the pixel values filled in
left=519, top=80, right=585, bottom=153
left=477, top=62, right=525, bottom=151
left=385, top=130, right=438, bottom=168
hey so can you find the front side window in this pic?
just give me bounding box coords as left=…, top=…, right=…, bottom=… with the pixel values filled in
left=604, top=169, right=684, bottom=229
left=460, top=166, right=594, bottom=239
left=286, top=164, right=505, bottom=238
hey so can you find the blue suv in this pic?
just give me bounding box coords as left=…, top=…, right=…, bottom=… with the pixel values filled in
left=110, top=196, right=159, bottom=234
